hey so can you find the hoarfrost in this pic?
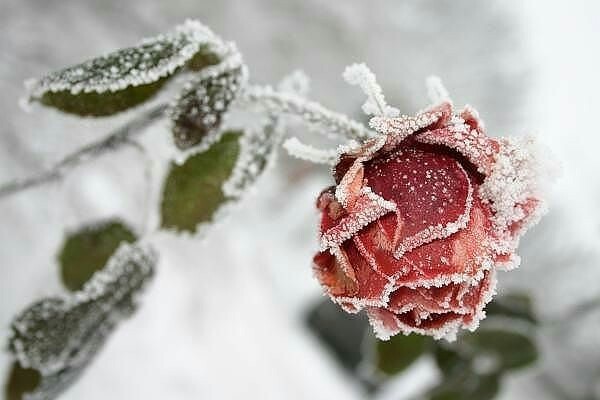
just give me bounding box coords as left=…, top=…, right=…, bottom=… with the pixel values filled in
left=170, top=49, right=248, bottom=150
left=342, top=63, right=399, bottom=117
left=282, top=137, right=337, bottom=165
left=26, top=20, right=229, bottom=99
left=8, top=243, right=156, bottom=400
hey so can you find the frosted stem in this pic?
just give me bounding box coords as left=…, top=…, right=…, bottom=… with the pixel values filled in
left=0, top=103, right=167, bottom=199
left=241, top=85, right=375, bottom=141
left=283, top=137, right=337, bottom=164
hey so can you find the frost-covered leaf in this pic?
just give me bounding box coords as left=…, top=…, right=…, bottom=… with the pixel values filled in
left=485, top=293, right=537, bottom=325
left=27, top=20, right=228, bottom=116
left=306, top=299, right=369, bottom=372
left=4, top=363, right=41, bottom=400
left=375, top=334, right=431, bottom=375
left=171, top=60, right=247, bottom=150
left=161, top=120, right=280, bottom=233
left=58, top=220, right=136, bottom=291
left=160, top=131, right=241, bottom=233
left=8, top=243, right=156, bottom=400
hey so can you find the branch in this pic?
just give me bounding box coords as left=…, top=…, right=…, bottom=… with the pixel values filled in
left=0, top=104, right=168, bottom=199
left=241, top=85, right=375, bottom=141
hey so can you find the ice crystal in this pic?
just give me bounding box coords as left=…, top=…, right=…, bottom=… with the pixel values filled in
left=241, top=85, right=374, bottom=140
left=170, top=50, right=248, bottom=149
left=282, top=137, right=337, bottom=165
left=223, top=118, right=281, bottom=198
left=343, top=63, right=399, bottom=117
left=425, top=75, right=450, bottom=105
left=8, top=243, right=156, bottom=400
left=25, top=20, right=231, bottom=116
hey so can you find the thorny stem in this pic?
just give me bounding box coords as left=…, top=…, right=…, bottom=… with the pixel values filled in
left=0, top=103, right=168, bottom=199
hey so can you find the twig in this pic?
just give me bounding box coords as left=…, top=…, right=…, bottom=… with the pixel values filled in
left=0, top=103, right=168, bottom=199
left=241, top=85, right=375, bottom=141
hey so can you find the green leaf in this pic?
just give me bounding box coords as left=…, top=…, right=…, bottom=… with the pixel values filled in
left=27, top=20, right=224, bottom=116
left=160, top=131, right=242, bottom=233
left=171, top=64, right=247, bottom=150
left=58, top=220, right=136, bottom=291
left=462, top=329, right=538, bottom=372
left=376, top=334, right=430, bottom=375
left=8, top=243, right=155, bottom=400
left=428, top=373, right=500, bottom=400
left=4, top=363, right=41, bottom=400
left=306, top=299, right=369, bottom=372
left=486, top=293, right=537, bottom=325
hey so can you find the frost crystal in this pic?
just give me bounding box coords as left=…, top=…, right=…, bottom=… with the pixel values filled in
left=170, top=49, right=248, bottom=149
left=29, top=20, right=227, bottom=96
left=241, top=85, right=374, bottom=140
left=426, top=75, right=450, bottom=104
left=282, top=137, right=337, bottom=165
left=223, top=118, right=281, bottom=198
left=343, top=63, right=399, bottom=117
left=8, top=243, right=156, bottom=400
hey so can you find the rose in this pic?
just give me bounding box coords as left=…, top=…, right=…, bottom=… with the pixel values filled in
left=313, top=99, right=546, bottom=341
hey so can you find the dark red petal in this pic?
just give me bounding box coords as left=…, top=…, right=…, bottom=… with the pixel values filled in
left=320, top=189, right=395, bottom=250
left=362, top=146, right=473, bottom=259
left=316, top=240, right=392, bottom=310
left=355, top=194, right=494, bottom=287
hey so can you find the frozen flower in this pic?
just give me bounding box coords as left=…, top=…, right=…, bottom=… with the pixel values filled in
left=313, top=94, right=548, bottom=341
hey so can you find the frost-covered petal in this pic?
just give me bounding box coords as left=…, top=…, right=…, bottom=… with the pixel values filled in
left=415, top=126, right=500, bottom=176
left=363, top=144, right=473, bottom=259
left=320, top=187, right=395, bottom=251
left=368, top=270, right=496, bottom=341
left=355, top=194, right=494, bottom=287
left=314, top=241, right=392, bottom=310
left=479, top=136, right=550, bottom=242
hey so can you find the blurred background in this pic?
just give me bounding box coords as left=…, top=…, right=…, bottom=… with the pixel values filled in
left=0, top=0, right=599, bottom=399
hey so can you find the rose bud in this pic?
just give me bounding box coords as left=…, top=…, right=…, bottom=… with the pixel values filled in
left=313, top=88, right=549, bottom=341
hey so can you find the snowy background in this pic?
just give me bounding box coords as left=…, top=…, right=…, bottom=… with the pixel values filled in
left=1, top=0, right=599, bottom=399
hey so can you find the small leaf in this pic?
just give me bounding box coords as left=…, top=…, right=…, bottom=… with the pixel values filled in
left=27, top=20, right=224, bottom=116
left=58, top=220, right=136, bottom=291
left=8, top=243, right=156, bottom=400
left=428, top=373, right=500, bottom=400
left=171, top=63, right=247, bottom=150
left=160, top=131, right=241, bottom=233
left=306, top=299, right=369, bottom=372
left=486, top=293, right=537, bottom=325
left=375, top=334, right=430, bottom=375
left=462, top=329, right=538, bottom=372
left=4, top=363, right=41, bottom=400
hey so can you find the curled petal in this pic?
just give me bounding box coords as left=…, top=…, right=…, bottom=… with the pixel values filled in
left=368, top=269, right=496, bottom=341
left=355, top=194, right=495, bottom=288
left=363, top=145, right=474, bottom=258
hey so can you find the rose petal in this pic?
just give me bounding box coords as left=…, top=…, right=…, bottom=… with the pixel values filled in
left=320, top=188, right=396, bottom=251
left=315, top=240, right=392, bottom=310
left=355, top=194, right=494, bottom=287
left=415, top=127, right=500, bottom=176
left=313, top=249, right=358, bottom=297
left=368, top=270, right=496, bottom=341
left=362, top=145, right=473, bottom=259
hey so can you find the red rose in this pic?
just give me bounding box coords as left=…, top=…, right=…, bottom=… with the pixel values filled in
left=313, top=99, right=547, bottom=341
